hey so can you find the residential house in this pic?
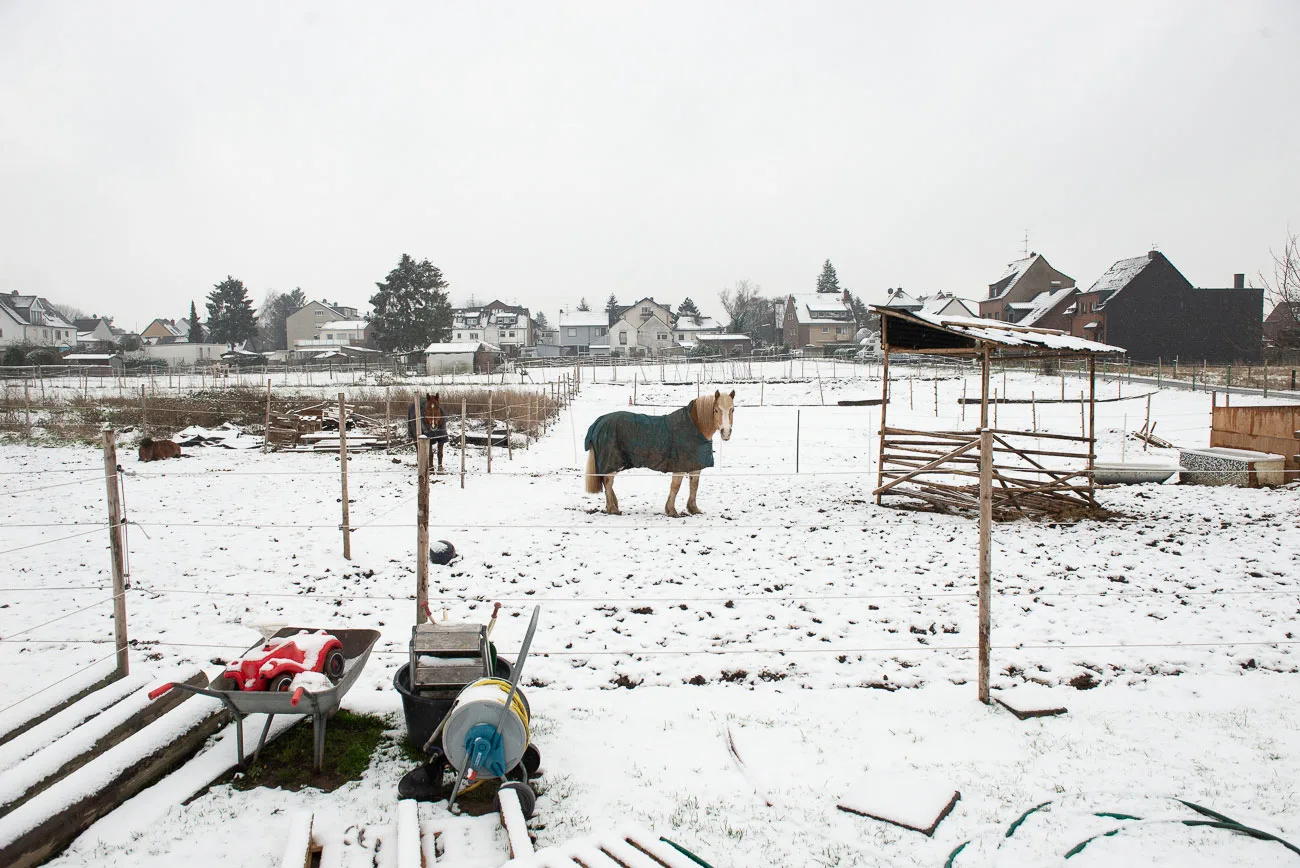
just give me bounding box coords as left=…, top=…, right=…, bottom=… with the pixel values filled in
left=74, top=318, right=117, bottom=345
left=694, top=334, right=754, bottom=356
left=979, top=254, right=1075, bottom=322
left=557, top=310, right=610, bottom=356
left=673, top=314, right=725, bottom=348
left=919, top=293, right=978, bottom=319
left=142, top=342, right=229, bottom=367
left=141, top=318, right=185, bottom=344
left=294, top=319, right=375, bottom=354
left=0, top=292, right=77, bottom=348
left=285, top=301, right=361, bottom=353
left=881, top=288, right=922, bottom=312
left=608, top=297, right=675, bottom=357
left=781, top=290, right=856, bottom=349
left=1264, top=302, right=1300, bottom=348
left=1014, top=286, right=1079, bottom=331
left=1068, top=251, right=1262, bottom=363
left=451, top=301, right=534, bottom=356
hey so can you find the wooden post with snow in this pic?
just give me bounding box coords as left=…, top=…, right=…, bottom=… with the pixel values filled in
left=487, top=392, right=494, bottom=474
left=977, top=427, right=993, bottom=705
left=339, top=392, right=351, bottom=560
left=263, top=379, right=271, bottom=454
left=416, top=436, right=430, bottom=624
left=460, top=399, right=467, bottom=489
left=102, top=429, right=129, bottom=677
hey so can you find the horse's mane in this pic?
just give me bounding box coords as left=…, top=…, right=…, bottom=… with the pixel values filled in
left=689, top=394, right=717, bottom=439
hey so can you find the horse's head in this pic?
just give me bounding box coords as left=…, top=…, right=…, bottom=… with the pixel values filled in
left=423, top=393, right=442, bottom=422
left=713, top=389, right=735, bottom=441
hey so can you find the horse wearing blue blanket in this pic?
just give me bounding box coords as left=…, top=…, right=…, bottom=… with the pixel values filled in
left=584, top=389, right=735, bottom=516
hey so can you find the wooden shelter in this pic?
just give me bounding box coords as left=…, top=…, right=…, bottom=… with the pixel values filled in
left=872, top=306, right=1123, bottom=518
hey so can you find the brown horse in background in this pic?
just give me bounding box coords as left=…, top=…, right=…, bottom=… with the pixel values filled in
left=139, top=437, right=182, bottom=462
left=407, top=393, right=449, bottom=471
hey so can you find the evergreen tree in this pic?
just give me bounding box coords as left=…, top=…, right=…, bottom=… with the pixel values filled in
left=187, top=301, right=204, bottom=343
left=576, top=297, right=591, bottom=311
left=604, top=294, right=620, bottom=319
left=816, top=259, right=842, bottom=294
left=676, top=296, right=701, bottom=322
left=369, top=254, right=452, bottom=352
left=257, top=288, right=308, bottom=351
left=533, top=311, right=549, bottom=329
left=847, top=292, right=873, bottom=328
left=205, top=278, right=257, bottom=346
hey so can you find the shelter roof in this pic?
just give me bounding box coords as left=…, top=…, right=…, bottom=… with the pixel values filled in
left=423, top=341, right=501, bottom=354
left=874, top=305, right=1123, bottom=357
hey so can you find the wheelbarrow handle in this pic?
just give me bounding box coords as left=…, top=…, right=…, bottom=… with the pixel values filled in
left=148, top=682, right=176, bottom=700
left=291, top=687, right=305, bottom=707
left=149, top=680, right=226, bottom=703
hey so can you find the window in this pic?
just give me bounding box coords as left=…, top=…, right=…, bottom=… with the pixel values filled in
left=597, top=327, right=607, bottom=336
left=641, top=307, right=650, bottom=317
left=822, top=326, right=829, bottom=333
left=678, top=334, right=684, bottom=340
left=567, top=328, right=577, bottom=337
left=508, top=331, right=515, bottom=338
left=470, top=332, right=479, bottom=339
left=619, top=332, right=628, bottom=345
left=835, top=327, right=844, bottom=334
left=456, top=332, right=462, bottom=339
left=314, top=310, right=324, bottom=318
left=657, top=333, right=668, bottom=341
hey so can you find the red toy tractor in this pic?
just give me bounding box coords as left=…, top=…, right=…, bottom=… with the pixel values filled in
left=223, top=629, right=346, bottom=692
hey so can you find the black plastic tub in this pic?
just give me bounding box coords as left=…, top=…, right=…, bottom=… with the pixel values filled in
left=394, top=656, right=513, bottom=752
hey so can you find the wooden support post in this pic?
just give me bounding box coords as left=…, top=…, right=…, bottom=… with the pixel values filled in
left=795, top=409, right=801, bottom=473
left=384, top=386, right=391, bottom=454
left=1264, top=358, right=1269, bottom=398
left=506, top=410, right=513, bottom=460
left=24, top=380, right=31, bottom=443
left=1087, top=357, right=1097, bottom=505
left=487, top=392, right=494, bottom=473
left=875, top=327, right=891, bottom=504
left=1157, top=357, right=1162, bottom=388
left=633, top=373, right=637, bottom=406
left=460, top=399, right=467, bottom=489
left=140, top=384, right=147, bottom=434
left=1144, top=395, right=1152, bottom=451
left=933, top=376, right=939, bottom=416
left=416, top=436, right=430, bottom=624
left=908, top=376, right=913, bottom=410
left=102, top=430, right=129, bottom=678
left=263, top=379, right=271, bottom=454
left=1031, top=392, right=1036, bottom=432
left=961, top=378, right=967, bottom=422
left=818, top=374, right=825, bottom=406
left=977, top=427, right=993, bottom=705
left=339, top=392, right=351, bottom=560
left=1080, top=391, right=1085, bottom=437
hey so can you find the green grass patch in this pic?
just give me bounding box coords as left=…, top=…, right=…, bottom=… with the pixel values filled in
left=225, top=711, right=389, bottom=793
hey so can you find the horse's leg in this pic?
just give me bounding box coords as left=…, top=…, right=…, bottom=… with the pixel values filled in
left=687, top=471, right=704, bottom=515
left=436, top=440, right=444, bottom=472
left=602, top=472, right=621, bottom=515
left=665, top=473, right=684, bottom=517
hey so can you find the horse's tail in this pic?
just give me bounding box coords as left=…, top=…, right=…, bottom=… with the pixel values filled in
left=584, top=450, right=602, bottom=493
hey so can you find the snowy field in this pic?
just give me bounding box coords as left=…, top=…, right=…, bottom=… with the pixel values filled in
left=1, top=367, right=1298, bottom=866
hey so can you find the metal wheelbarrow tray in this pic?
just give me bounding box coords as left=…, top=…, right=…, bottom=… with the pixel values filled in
left=150, top=627, right=381, bottom=772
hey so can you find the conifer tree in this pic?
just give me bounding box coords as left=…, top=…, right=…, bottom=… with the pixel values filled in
left=369, top=254, right=452, bottom=352
left=205, top=278, right=257, bottom=345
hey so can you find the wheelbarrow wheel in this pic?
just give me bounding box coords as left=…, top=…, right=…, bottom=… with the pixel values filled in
left=323, top=648, right=346, bottom=683
left=268, top=673, right=294, bottom=692
left=497, top=781, right=537, bottom=819
left=521, top=743, right=542, bottom=779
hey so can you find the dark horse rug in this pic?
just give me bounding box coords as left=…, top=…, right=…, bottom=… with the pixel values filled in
left=584, top=402, right=714, bottom=477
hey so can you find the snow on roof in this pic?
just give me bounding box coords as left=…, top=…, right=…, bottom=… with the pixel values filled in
left=1018, top=287, right=1077, bottom=327
left=696, top=333, right=752, bottom=341
left=423, top=341, right=501, bottom=354
left=64, top=353, right=119, bottom=361
left=875, top=306, right=1122, bottom=354
left=558, top=311, right=609, bottom=328
left=324, top=320, right=369, bottom=330
left=987, top=254, right=1038, bottom=300
left=919, top=296, right=977, bottom=317
left=1084, top=255, right=1152, bottom=301
left=674, top=316, right=722, bottom=332
left=789, top=293, right=852, bottom=324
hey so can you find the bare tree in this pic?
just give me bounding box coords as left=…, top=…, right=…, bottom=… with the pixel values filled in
left=718, top=280, right=763, bottom=336
left=1259, top=229, right=1300, bottom=348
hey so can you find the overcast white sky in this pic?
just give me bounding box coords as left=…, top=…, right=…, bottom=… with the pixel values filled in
left=1, top=1, right=1297, bottom=329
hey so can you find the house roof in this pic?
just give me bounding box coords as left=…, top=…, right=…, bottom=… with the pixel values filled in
left=919, top=295, right=977, bottom=318
left=1018, top=287, right=1078, bottom=327
left=883, top=289, right=922, bottom=310
left=1083, top=254, right=1153, bottom=304
left=0, top=294, right=75, bottom=329
left=674, top=316, right=723, bottom=332
left=987, top=254, right=1039, bottom=300
left=424, top=341, right=501, bottom=354
left=323, top=320, right=370, bottom=330
left=558, top=311, right=609, bottom=328
left=64, top=353, right=120, bottom=361
left=696, top=333, right=752, bottom=342
left=788, top=293, right=853, bottom=324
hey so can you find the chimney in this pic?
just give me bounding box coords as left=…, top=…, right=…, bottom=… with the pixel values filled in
left=1233, top=273, right=1245, bottom=290
left=1050, top=280, right=1062, bottom=291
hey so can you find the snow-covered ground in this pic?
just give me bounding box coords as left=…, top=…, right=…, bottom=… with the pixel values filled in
left=1, top=367, right=1297, bottom=866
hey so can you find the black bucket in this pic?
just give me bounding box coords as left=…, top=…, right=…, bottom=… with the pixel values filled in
left=394, top=657, right=513, bottom=752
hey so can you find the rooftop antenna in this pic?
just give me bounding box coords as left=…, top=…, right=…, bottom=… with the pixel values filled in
left=1022, top=230, right=1029, bottom=258
left=1150, top=241, right=1160, bottom=252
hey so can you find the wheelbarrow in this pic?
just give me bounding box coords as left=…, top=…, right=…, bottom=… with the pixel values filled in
left=149, top=627, right=381, bottom=772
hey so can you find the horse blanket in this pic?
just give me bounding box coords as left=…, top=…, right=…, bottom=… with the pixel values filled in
left=584, top=402, right=713, bottom=476
left=407, top=403, right=448, bottom=443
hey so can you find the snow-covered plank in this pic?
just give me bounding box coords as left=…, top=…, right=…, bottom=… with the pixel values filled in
left=280, top=812, right=315, bottom=868
left=0, top=690, right=224, bottom=868
left=0, top=668, right=205, bottom=813
left=0, top=670, right=148, bottom=775
left=395, top=800, right=424, bottom=868
left=497, top=786, right=533, bottom=859
left=0, top=658, right=122, bottom=748
left=837, top=770, right=961, bottom=837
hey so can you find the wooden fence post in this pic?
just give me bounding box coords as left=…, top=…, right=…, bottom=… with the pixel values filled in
left=795, top=409, right=801, bottom=473
left=339, top=392, right=351, bottom=560
left=416, top=436, right=430, bottom=624
left=506, top=410, right=513, bottom=461
left=384, top=386, right=391, bottom=454
left=487, top=392, right=494, bottom=473
left=24, top=380, right=31, bottom=443
left=460, top=399, right=467, bottom=489
left=102, top=430, right=129, bottom=678
left=263, top=379, right=271, bottom=454
left=977, top=427, right=993, bottom=704
left=139, top=384, right=147, bottom=434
